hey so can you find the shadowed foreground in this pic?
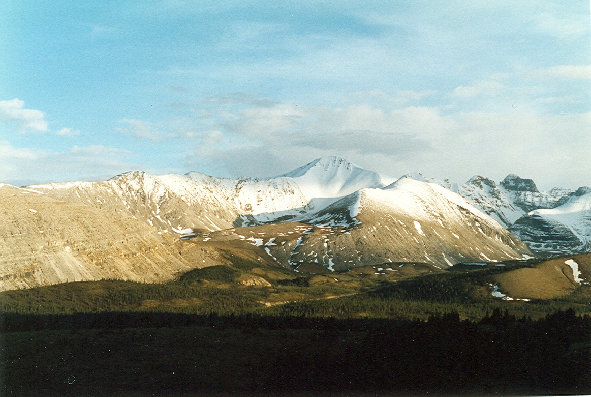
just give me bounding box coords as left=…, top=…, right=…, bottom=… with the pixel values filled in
left=1, top=310, right=590, bottom=395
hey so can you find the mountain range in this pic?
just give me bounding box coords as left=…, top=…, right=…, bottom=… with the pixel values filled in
left=0, top=156, right=588, bottom=291
left=450, top=174, right=591, bottom=255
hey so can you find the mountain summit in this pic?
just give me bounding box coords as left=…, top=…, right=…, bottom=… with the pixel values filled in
left=500, top=174, right=539, bottom=192
left=279, top=156, right=384, bottom=200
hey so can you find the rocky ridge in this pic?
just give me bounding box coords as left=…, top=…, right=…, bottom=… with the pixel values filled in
left=453, top=175, right=590, bottom=255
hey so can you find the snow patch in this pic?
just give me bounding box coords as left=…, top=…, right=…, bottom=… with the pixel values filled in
left=490, top=284, right=531, bottom=301
left=479, top=252, right=492, bottom=261
left=413, top=221, right=424, bottom=236
left=247, top=237, right=264, bottom=246
left=264, top=247, right=278, bottom=261
left=565, top=259, right=583, bottom=284
left=327, top=257, right=335, bottom=272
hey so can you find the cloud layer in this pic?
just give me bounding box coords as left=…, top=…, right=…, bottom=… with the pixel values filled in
left=189, top=98, right=590, bottom=189
left=0, top=99, right=48, bottom=133
left=2, top=2, right=589, bottom=190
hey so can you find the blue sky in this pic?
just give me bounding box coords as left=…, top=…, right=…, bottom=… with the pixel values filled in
left=1, top=0, right=589, bottom=189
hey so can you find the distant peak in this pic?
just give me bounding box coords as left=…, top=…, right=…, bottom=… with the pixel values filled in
left=574, top=186, right=591, bottom=196
left=500, top=174, right=538, bottom=192
left=467, top=175, right=496, bottom=189
left=280, top=156, right=358, bottom=178
left=398, top=172, right=428, bottom=182
left=109, top=170, right=147, bottom=180
left=309, top=156, right=355, bottom=169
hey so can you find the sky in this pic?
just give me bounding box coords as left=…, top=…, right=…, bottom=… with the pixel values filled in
left=1, top=0, right=590, bottom=190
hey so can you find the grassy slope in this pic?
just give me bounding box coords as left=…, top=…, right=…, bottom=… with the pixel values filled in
left=1, top=253, right=590, bottom=321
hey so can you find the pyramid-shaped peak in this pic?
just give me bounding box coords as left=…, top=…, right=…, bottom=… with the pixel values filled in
left=281, top=156, right=359, bottom=178
left=398, top=172, right=428, bottom=182
left=500, top=174, right=538, bottom=192
left=278, top=156, right=383, bottom=200
left=109, top=170, right=148, bottom=181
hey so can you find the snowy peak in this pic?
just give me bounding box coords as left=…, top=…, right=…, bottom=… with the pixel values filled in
left=466, top=175, right=497, bottom=189
left=449, top=172, right=590, bottom=256
left=278, top=156, right=384, bottom=200
left=395, top=172, right=429, bottom=184
left=299, top=176, right=531, bottom=268
left=280, top=156, right=356, bottom=178
left=500, top=174, right=539, bottom=193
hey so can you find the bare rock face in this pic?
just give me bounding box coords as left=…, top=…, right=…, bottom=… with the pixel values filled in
left=454, top=174, right=590, bottom=255
left=0, top=184, right=202, bottom=291
left=500, top=174, right=539, bottom=193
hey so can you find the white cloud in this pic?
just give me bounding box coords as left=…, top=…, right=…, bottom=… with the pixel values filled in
left=190, top=100, right=590, bottom=189
left=536, top=65, right=591, bottom=80
left=0, top=98, right=48, bottom=132
left=55, top=127, right=80, bottom=136
left=349, top=90, right=437, bottom=106
left=0, top=98, right=85, bottom=136
left=535, top=96, right=582, bottom=105
left=117, top=119, right=164, bottom=141
left=530, top=11, right=589, bottom=40
left=223, top=103, right=304, bottom=138
left=450, top=80, right=505, bottom=98
left=0, top=141, right=136, bottom=185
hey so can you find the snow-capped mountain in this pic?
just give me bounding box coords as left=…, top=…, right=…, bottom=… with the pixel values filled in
left=278, top=156, right=385, bottom=200
left=270, top=176, right=530, bottom=270
left=451, top=175, right=572, bottom=227
left=31, top=170, right=310, bottom=233
left=20, top=160, right=591, bottom=259
left=29, top=156, right=384, bottom=234
left=452, top=174, right=590, bottom=255
left=510, top=188, right=591, bottom=255
left=2, top=156, right=586, bottom=290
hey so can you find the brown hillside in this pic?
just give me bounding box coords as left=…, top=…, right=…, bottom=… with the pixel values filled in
left=494, top=253, right=590, bottom=299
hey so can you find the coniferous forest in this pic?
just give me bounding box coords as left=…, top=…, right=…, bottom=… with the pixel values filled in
left=1, top=257, right=590, bottom=395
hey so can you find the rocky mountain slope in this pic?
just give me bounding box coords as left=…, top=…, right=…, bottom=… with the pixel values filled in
left=452, top=175, right=591, bottom=255
left=4, top=156, right=585, bottom=290
left=510, top=189, right=591, bottom=255
left=0, top=183, right=232, bottom=291
left=271, top=176, right=530, bottom=271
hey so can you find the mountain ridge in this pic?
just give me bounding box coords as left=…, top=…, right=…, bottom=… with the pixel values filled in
left=1, top=156, right=587, bottom=290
